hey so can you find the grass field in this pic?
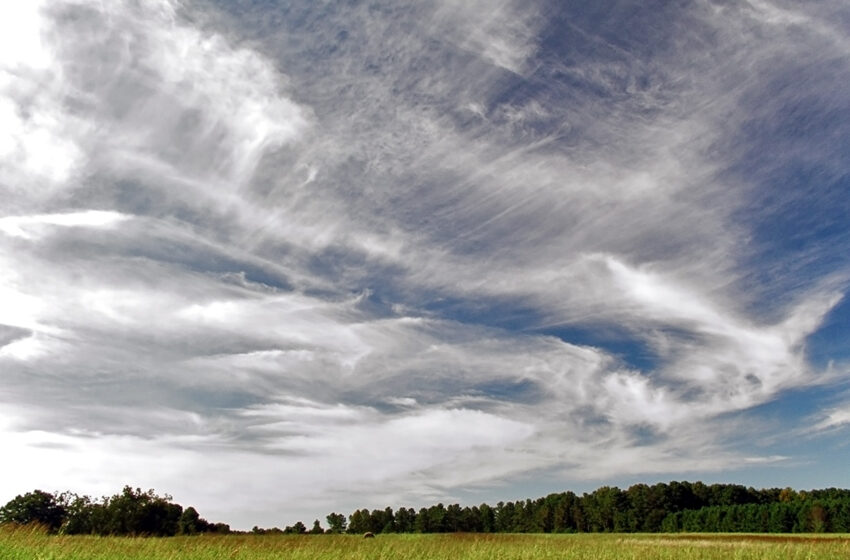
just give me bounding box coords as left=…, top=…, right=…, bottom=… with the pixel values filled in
left=2, top=527, right=850, bottom=559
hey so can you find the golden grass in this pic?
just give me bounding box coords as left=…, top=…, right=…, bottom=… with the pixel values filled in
left=2, top=526, right=850, bottom=560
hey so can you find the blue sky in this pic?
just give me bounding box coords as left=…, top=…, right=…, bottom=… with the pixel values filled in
left=1, top=0, right=849, bottom=529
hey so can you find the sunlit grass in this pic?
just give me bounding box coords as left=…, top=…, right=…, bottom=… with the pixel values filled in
left=2, top=526, right=849, bottom=560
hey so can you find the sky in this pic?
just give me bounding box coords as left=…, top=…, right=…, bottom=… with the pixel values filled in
left=1, top=0, right=849, bottom=530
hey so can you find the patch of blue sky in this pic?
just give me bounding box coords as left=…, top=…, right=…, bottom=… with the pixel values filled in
left=421, top=295, right=660, bottom=372
left=535, top=325, right=660, bottom=373
left=728, top=166, right=850, bottom=324
left=728, top=384, right=847, bottom=434
left=806, top=305, right=850, bottom=369
left=420, top=294, right=539, bottom=328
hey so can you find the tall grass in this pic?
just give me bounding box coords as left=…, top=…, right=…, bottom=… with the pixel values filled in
left=1, top=526, right=849, bottom=560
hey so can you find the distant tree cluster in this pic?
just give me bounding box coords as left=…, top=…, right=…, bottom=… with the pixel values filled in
left=6, top=481, right=850, bottom=536
left=312, top=482, right=850, bottom=535
left=0, top=486, right=229, bottom=536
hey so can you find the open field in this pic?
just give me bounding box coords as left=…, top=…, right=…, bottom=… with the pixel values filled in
left=2, top=527, right=850, bottom=560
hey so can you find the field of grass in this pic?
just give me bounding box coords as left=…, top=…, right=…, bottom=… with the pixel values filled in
left=2, top=527, right=850, bottom=560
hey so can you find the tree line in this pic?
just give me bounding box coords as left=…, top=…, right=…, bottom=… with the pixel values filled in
left=0, top=486, right=229, bottom=536
left=5, top=481, right=850, bottom=535
left=317, top=482, right=850, bottom=534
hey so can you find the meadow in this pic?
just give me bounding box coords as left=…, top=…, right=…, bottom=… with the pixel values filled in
left=2, top=527, right=850, bottom=560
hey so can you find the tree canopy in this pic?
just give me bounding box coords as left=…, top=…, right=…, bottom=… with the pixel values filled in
left=5, top=481, right=850, bottom=536
left=0, top=486, right=228, bottom=536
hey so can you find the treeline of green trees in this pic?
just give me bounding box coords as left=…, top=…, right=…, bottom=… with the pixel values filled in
left=315, top=482, right=850, bottom=534
left=0, top=487, right=229, bottom=536
left=6, top=481, right=850, bottom=536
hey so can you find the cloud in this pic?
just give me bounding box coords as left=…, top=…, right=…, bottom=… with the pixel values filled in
left=1, top=0, right=849, bottom=529
left=1, top=0, right=308, bottom=213
left=0, top=210, right=129, bottom=239
left=433, top=0, right=542, bottom=73
left=814, top=409, right=850, bottom=432
left=807, top=398, right=850, bottom=433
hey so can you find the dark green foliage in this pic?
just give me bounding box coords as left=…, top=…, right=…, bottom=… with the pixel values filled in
left=658, top=498, right=850, bottom=534
left=178, top=506, right=203, bottom=535
left=323, top=482, right=850, bottom=535
left=347, top=509, right=371, bottom=534
left=8, top=481, right=850, bottom=536
left=0, top=490, right=66, bottom=532
left=0, top=486, right=227, bottom=537
left=59, top=493, right=95, bottom=535
left=284, top=521, right=307, bottom=534
left=251, top=525, right=284, bottom=534
left=325, top=512, right=347, bottom=533
left=394, top=507, right=416, bottom=533
left=99, top=487, right=183, bottom=536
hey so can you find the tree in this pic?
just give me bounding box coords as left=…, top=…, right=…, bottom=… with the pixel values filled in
left=478, top=503, right=495, bottom=533
left=444, top=504, right=463, bottom=532
left=584, top=486, right=625, bottom=532
left=414, top=508, right=430, bottom=533
left=426, top=504, right=446, bottom=532
left=326, top=512, right=347, bottom=533
left=100, top=486, right=182, bottom=536
left=380, top=507, right=395, bottom=533
left=309, top=519, right=324, bottom=534
left=209, top=522, right=231, bottom=534
left=348, top=509, right=370, bottom=534
left=0, top=490, right=67, bottom=532
left=779, top=487, right=798, bottom=503
left=394, top=507, right=415, bottom=533
left=284, top=521, right=307, bottom=534
left=809, top=503, right=828, bottom=533
left=494, top=501, right=513, bottom=532
left=368, top=508, right=393, bottom=533
left=59, top=493, right=95, bottom=535
left=179, top=507, right=202, bottom=535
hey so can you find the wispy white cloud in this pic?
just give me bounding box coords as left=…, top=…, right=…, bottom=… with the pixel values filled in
left=807, top=401, right=850, bottom=433
left=434, top=0, right=542, bottom=74
left=0, top=210, right=129, bottom=239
